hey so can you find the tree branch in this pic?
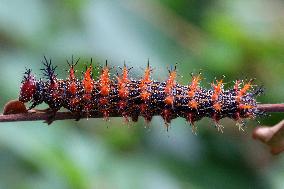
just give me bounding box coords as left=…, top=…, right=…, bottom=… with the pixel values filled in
left=0, top=111, right=123, bottom=123
left=0, top=103, right=283, bottom=123
left=256, top=104, right=284, bottom=112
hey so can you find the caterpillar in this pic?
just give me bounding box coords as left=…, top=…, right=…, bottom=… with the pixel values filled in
left=19, top=56, right=263, bottom=132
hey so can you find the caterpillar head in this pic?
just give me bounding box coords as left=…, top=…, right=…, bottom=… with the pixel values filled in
left=19, top=69, right=37, bottom=103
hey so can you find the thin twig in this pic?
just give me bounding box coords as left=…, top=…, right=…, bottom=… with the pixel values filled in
left=257, top=104, right=284, bottom=112
left=0, top=112, right=121, bottom=123
left=0, top=104, right=283, bottom=123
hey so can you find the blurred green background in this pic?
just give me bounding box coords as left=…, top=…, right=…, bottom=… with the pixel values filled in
left=0, top=0, right=284, bottom=188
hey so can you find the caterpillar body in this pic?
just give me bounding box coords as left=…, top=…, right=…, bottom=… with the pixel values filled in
left=19, top=57, right=262, bottom=132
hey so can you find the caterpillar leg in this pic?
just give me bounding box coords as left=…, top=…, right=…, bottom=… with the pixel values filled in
left=236, top=120, right=245, bottom=132
left=73, top=112, right=83, bottom=121
left=28, top=101, right=40, bottom=110
left=44, top=109, right=59, bottom=125
left=191, top=124, right=198, bottom=135
left=214, top=121, right=224, bottom=133
left=186, top=113, right=197, bottom=135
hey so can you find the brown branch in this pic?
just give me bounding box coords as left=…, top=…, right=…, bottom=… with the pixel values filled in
left=0, top=103, right=283, bottom=123
left=256, top=104, right=284, bottom=112
left=0, top=111, right=122, bottom=123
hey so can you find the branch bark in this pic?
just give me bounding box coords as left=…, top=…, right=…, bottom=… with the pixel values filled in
left=257, top=104, right=284, bottom=112
left=0, top=103, right=283, bottom=123
left=0, top=111, right=122, bottom=123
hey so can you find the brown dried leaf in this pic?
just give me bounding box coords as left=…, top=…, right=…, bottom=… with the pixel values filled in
left=253, top=120, right=284, bottom=155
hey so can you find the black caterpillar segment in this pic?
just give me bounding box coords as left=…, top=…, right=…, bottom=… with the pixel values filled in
left=19, top=57, right=262, bottom=132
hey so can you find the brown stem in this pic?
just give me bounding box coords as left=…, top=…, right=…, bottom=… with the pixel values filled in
left=0, top=111, right=121, bottom=123
left=257, top=104, right=284, bottom=112
left=0, top=103, right=283, bottom=123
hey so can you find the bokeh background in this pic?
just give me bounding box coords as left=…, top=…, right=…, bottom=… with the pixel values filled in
left=0, top=0, right=284, bottom=188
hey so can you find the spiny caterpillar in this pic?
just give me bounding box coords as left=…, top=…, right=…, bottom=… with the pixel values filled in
left=19, top=56, right=263, bottom=132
